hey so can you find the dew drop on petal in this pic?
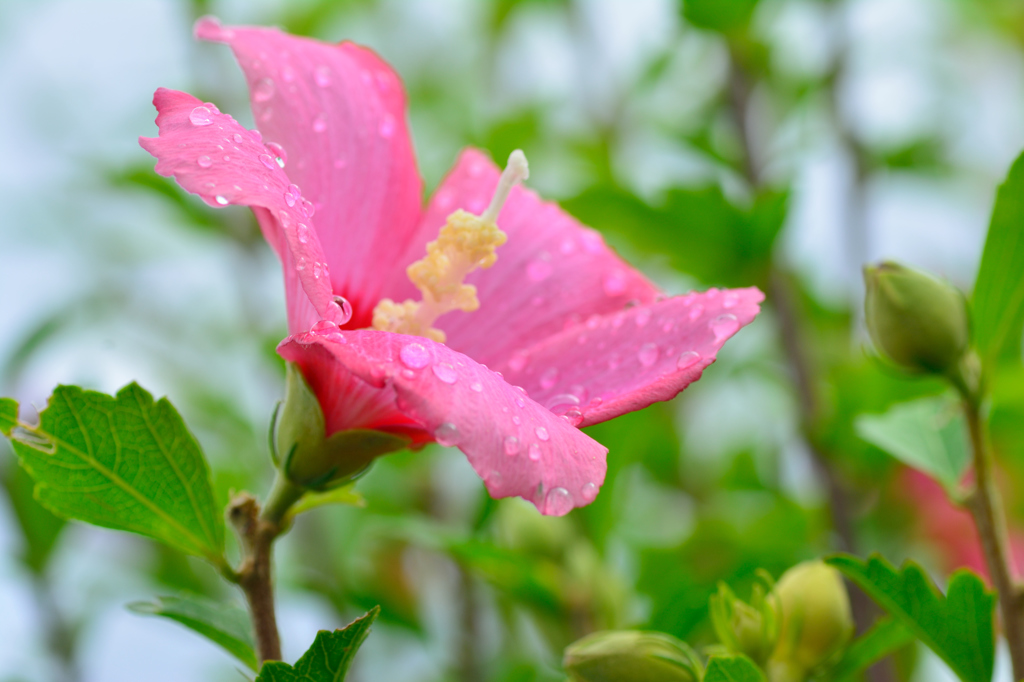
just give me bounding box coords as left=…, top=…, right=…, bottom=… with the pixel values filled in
left=544, top=487, right=573, bottom=516
left=313, top=114, right=327, bottom=133
left=331, top=296, right=353, bottom=325
left=561, top=408, right=584, bottom=427
left=189, top=106, right=213, bottom=126
left=508, top=351, right=528, bottom=372
left=688, top=303, right=704, bottom=321
left=259, top=153, right=276, bottom=170
left=710, top=314, right=740, bottom=341
left=311, top=319, right=338, bottom=333
left=300, top=198, right=315, bottom=218
left=638, top=342, right=659, bottom=367
left=432, top=363, right=458, bottom=384
left=545, top=393, right=580, bottom=414
left=197, top=155, right=212, bottom=168
left=297, top=223, right=309, bottom=243
left=603, top=270, right=627, bottom=296
left=677, top=350, right=701, bottom=370
left=400, top=343, right=431, bottom=369
left=266, top=142, right=287, bottom=167
left=535, top=426, right=550, bottom=442
left=723, top=292, right=739, bottom=309
left=515, top=396, right=525, bottom=408
left=560, top=237, right=577, bottom=255
left=512, top=415, right=521, bottom=425
left=402, top=369, right=415, bottom=379
left=215, top=195, right=228, bottom=205
left=296, top=258, right=306, bottom=271
left=378, top=114, right=395, bottom=138
left=539, top=368, right=559, bottom=390
left=470, top=382, right=483, bottom=393
left=253, top=78, right=275, bottom=102
left=504, top=436, right=520, bottom=456
left=284, top=184, right=301, bottom=207
left=581, top=482, right=599, bottom=503
left=635, top=309, right=651, bottom=327
left=314, top=65, right=332, bottom=87
left=281, top=65, right=296, bottom=83
left=434, top=422, right=460, bottom=447
left=526, top=258, right=553, bottom=282
left=528, top=443, right=541, bottom=461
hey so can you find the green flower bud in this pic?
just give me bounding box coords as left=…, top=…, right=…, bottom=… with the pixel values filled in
left=273, top=363, right=409, bottom=490
left=709, top=572, right=779, bottom=665
left=863, top=261, right=969, bottom=376
left=768, top=561, right=853, bottom=682
left=564, top=631, right=702, bottom=682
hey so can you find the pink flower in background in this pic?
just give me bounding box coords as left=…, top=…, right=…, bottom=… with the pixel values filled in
left=140, top=18, right=763, bottom=515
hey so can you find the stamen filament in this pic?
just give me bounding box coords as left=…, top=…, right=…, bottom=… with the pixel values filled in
left=481, top=150, right=529, bottom=224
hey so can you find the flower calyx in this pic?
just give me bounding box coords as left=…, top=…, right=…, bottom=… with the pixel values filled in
left=709, top=570, right=780, bottom=666
left=371, top=150, right=529, bottom=342
left=563, top=630, right=703, bottom=682
left=272, top=363, right=410, bottom=490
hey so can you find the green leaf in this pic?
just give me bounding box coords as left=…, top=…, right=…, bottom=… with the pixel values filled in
left=824, top=617, right=915, bottom=682
left=3, top=384, right=224, bottom=564
left=974, top=149, right=1024, bottom=365
left=683, top=0, right=759, bottom=34
left=0, top=398, right=16, bottom=436
left=704, top=654, right=767, bottom=682
left=256, top=606, right=380, bottom=682
left=854, top=395, right=969, bottom=491
left=826, top=554, right=994, bottom=682
left=128, top=595, right=257, bottom=671
left=0, top=456, right=66, bottom=573
left=287, top=483, right=365, bottom=519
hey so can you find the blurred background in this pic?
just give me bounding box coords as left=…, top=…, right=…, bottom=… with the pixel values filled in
left=1, top=0, right=1023, bottom=680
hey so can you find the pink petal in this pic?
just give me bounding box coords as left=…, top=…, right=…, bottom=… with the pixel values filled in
left=387, top=148, right=660, bottom=367
left=278, top=326, right=608, bottom=516
left=195, top=18, right=423, bottom=329
left=139, top=88, right=345, bottom=329
left=495, top=287, right=764, bottom=427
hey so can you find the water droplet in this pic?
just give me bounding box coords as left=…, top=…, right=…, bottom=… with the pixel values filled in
left=723, top=292, right=738, bottom=308
left=296, top=258, right=306, bottom=271
left=677, top=350, right=701, bottom=370
left=580, top=230, right=603, bottom=254
left=312, top=262, right=322, bottom=279
left=331, top=296, right=353, bottom=325
left=189, top=106, right=214, bottom=126
left=706, top=287, right=719, bottom=298
left=197, top=155, right=212, bottom=168
left=546, top=393, right=580, bottom=414
left=504, top=436, right=520, bottom=456
left=545, top=487, right=573, bottom=515
left=401, top=369, right=415, bottom=379
left=259, top=153, right=276, bottom=170
left=528, top=443, right=541, bottom=461
left=434, top=422, right=460, bottom=447
left=710, top=314, right=740, bottom=341
left=314, top=65, right=332, bottom=87
left=311, top=319, right=338, bottom=333
left=635, top=309, right=651, bottom=327
left=281, top=65, right=296, bottom=83
left=379, top=114, right=395, bottom=138
left=284, top=184, right=301, bottom=207
left=512, top=415, right=521, bottom=425
left=603, top=270, right=627, bottom=296
left=561, top=408, right=584, bottom=426
left=297, top=224, right=309, bottom=243
left=580, top=482, right=599, bottom=503
left=470, top=382, right=483, bottom=393
left=253, top=78, right=275, bottom=102
left=508, top=351, right=528, bottom=373
left=215, top=195, right=228, bottom=205
left=300, top=198, right=315, bottom=218
left=539, top=368, right=559, bottom=390
left=515, top=396, right=525, bottom=408
left=400, top=343, right=431, bottom=369
left=313, top=114, right=327, bottom=133
left=266, top=142, right=287, bottom=167
left=535, top=426, right=550, bottom=442
left=432, top=363, right=458, bottom=384
left=526, top=257, right=552, bottom=282
left=250, top=129, right=263, bottom=143
left=688, top=304, right=704, bottom=321
left=638, top=343, right=659, bottom=367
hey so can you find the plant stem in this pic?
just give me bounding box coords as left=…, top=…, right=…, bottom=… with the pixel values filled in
left=960, top=389, right=1024, bottom=678
left=228, top=473, right=305, bottom=663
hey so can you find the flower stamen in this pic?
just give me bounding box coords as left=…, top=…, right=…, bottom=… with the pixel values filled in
left=372, top=150, right=529, bottom=342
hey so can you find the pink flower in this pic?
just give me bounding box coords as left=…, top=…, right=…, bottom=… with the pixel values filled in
left=139, top=18, right=763, bottom=515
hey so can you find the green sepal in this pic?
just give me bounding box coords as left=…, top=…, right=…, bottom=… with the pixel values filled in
left=563, top=630, right=703, bottom=682
left=285, top=429, right=410, bottom=490
left=709, top=570, right=779, bottom=666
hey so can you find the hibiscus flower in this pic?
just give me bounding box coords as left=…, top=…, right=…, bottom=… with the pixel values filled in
left=139, top=18, right=763, bottom=515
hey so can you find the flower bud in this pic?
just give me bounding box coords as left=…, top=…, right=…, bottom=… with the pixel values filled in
left=863, top=261, right=969, bottom=376
left=768, top=561, right=853, bottom=682
left=564, top=631, right=702, bottom=682
left=709, top=573, right=779, bottom=665
left=274, top=363, right=409, bottom=490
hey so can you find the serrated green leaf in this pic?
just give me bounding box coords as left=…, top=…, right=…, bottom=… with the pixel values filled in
left=0, top=398, right=17, bottom=436
left=854, top=395, right=969, bottom=491
left=824, top=617, right=915, bottom=682
left=974, top=149, right=1024, bottom=365
left=704, top=654, right=767, bottom=682
left=256, top=607, right=379, bottom=682
left=128, top=595, right=257, bottom=671
left=4, top=383, right=224, bottom=564
left=826, top=554, right=994, bottom=682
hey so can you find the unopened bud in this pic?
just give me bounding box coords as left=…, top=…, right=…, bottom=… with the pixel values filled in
left=863, top=262, right=969, bottom=376
left=564, top=631, right=702, bottom=682
left=768, top=561, right=853, bottom=681
left=709, top=572, right=779, bottom=665
left=274, top=363, right=408, bottom=490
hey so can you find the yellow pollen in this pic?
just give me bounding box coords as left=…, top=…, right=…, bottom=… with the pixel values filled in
left=372, top=150, right=529, bottom=342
